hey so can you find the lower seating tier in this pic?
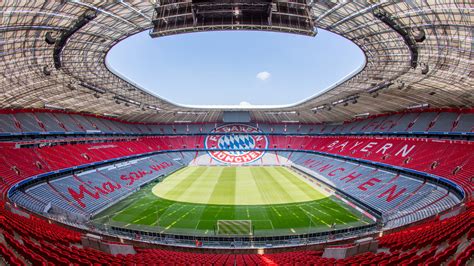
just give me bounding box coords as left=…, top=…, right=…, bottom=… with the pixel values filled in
left=0, top=200, right=472, bottom=265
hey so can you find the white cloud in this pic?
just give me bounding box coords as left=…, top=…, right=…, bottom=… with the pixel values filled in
left=256, top=71, right=271, bottom=81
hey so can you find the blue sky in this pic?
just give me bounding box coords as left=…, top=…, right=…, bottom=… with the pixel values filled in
left=106, top=29, right=364, bottom=106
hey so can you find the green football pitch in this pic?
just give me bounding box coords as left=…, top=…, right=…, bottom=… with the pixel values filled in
left=93, top=166, right=372, bottom=236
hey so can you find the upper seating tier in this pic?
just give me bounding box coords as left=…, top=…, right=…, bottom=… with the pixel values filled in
left=0, top=108, right=472, bottom=135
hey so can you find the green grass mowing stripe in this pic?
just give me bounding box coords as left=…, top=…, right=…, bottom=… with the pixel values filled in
left=276, top=167, right=326, bottom=200
left=332, top=197, right=368, bottom=220
left=235, top=167, right=264, bottom=205
left=267, top=167, right=313, bottom=203
left=157, top=204, right=195, bottom=229
left=301, top=204, right=338, bottom=226
left=249, top=168, right=279, bottom=210
left=248, top=169, right=300, bottom=231
left=155, top=167, right=193, bottom=195
left=178, top=203, right=210, bottom=231
left=324, top=207, right=358, bottom=222
left=250, top=167, right=277, bottom=205
left=161, top=167, right=207, bottom=200
left=177, top=167, right=222, bottom=204
left=113, top=198, right=158, bottom=223
left=299, top=207, right=332, bottom=227
left=319, top=199, right=360, bottom=221
left=130, top=201, right=174, bottom=225
left=208, top=167, right=236, bottom=205
left=306, top=199, right=359, bottom=226
left=265, top=167, right=303, bottom=203
left=282, top=205, right=308, bottom=225
left=271, top=167, right=315, bottom=202
left=162, top=206, right=199, bottom=232
left=269, top=205, right=307, bottom=230
left=256, top=167, right=295, bottom=204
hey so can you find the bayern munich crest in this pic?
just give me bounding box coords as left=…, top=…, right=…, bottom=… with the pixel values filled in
left=205, top=124, right=269, bottom=164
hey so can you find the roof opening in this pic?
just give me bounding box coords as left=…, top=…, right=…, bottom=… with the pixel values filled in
left=106, top=30, right=365, bottom=107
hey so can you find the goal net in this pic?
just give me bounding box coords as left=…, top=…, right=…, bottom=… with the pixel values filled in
left=216, top=220, right=253, bottom=236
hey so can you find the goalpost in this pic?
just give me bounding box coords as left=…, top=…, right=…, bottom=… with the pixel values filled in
left=216, top=220, right=253, bottom=236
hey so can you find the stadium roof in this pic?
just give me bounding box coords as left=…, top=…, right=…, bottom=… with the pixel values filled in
left=0, top=1, right=472, bottom=124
